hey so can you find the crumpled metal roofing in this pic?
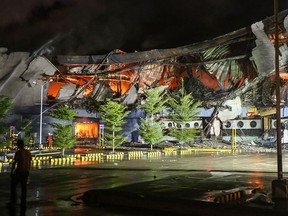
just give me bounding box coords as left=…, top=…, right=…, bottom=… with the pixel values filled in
left=43, top=9, right=288, bottom=107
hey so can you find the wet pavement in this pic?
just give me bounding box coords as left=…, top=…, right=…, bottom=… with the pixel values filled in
left=0, top=151, right=288, bottom=215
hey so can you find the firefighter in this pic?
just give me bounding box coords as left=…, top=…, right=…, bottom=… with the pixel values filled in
left=47, top=133, right=53, bottom=148
left=11, top=134, right=17, bottom=149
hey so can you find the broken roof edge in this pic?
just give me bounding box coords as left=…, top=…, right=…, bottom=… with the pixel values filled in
left=50, top=9, right=288, bottom=65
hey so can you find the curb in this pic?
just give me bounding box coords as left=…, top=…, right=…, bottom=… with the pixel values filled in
left=83, top=189, right=279, bottom=216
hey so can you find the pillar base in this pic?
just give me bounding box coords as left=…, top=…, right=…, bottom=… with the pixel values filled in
left=272, top=179, right=288, bottom=201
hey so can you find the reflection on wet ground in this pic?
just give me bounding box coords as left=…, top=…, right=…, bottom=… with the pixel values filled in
left=0, top=151, right=287, bottom=215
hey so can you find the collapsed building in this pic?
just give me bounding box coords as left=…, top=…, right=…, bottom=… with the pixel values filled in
left=1, top=9, right=288, bottom=146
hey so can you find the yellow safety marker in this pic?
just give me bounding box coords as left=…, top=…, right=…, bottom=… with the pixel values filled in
left=214, top=191, right=244, bottom=203
left=232, top=128, right=237, bottom=150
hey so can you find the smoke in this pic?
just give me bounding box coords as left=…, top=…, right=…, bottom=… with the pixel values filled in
left=0, top=0, right=150, bottom=54
left=0, top=0, right=288, bottom=55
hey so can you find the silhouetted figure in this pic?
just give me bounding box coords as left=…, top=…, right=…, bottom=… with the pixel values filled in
left=10, top=139, right=32, bottom=206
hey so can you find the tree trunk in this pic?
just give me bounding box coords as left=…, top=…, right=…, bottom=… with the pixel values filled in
left=112, top=125, right=115, bottom=153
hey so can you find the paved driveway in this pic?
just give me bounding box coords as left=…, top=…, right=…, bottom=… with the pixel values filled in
left=0, top=151, right=287, bottom=216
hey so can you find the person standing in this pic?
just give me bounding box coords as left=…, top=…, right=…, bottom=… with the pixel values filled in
left=10, top=139, right=32, bottom=206
left=47, top=133, right=53, bottom=148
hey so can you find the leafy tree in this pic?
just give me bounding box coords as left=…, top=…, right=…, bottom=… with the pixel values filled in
left=140, top=87, right=167, bottom=118
left=138, top=118, right=163, bottom=150
left=18, top=118, right=32, bottom=145
left=0, top=96, right=13, bottom=147
left=0, top=95, right=13, bottom=120
left=138, top=87, right=167, bottom=150
left=99, top=99, right=130, bottom=153
left=50, top=105, right=77, bottom=120
left=167, top=83, right=202, bottom=147
left=50, top=105, right=77, bottom=155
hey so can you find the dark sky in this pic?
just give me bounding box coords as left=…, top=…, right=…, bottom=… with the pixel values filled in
left=0, top=0, right=288, bottom=55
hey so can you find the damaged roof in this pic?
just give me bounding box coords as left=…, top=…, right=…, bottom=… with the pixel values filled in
left=1, top=9, right=288, bottom=109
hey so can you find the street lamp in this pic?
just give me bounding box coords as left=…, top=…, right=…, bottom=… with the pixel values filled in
left=32, top=79, right=51, bottom=149
left=272, top=0, right=288, bottom=203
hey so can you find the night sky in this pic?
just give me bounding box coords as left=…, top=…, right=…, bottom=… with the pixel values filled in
left=0, top=0, right=288, bottom=55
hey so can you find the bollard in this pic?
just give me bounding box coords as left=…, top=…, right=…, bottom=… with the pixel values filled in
left=214, top=191, right=243, bottom=203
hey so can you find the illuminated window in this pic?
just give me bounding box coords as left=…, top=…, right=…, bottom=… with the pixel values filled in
left=74, top=123, right=98, bottom=138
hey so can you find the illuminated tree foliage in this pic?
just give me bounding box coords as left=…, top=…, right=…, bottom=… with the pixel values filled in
left=50, top=105, right=77, bottom=155
left=99, top=99, right=130, bottom=153
left=138, top=87, right=167, bottom=150
left=50, top=105, right=77, bottom=120
left=18, top=118, right=32, bottom=145
left=0, top=95, right=13, bottom=146
left=138, top=118, right=163, bottom=150
left=0, top=95, right=13, bottom=120
left=167, top=83, right=202, bottom=146
left=140, top=87, right=167, bottom=118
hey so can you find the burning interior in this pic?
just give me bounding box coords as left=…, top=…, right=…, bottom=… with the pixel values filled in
left=1, top=10, right=288, bottom=145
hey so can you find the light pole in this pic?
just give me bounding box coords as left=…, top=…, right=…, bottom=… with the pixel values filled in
left=39, top=83, right=44, bottom=149
left=272, top=0, right=288, bottom=202
left=32, top=80, right=50, bottom=149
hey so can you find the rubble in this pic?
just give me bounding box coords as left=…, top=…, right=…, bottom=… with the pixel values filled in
left=191, top=139, right=279, bottom=153
left=121, top=138, right=281, bottom=153
left=245, top=188, right=274, bottom=205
